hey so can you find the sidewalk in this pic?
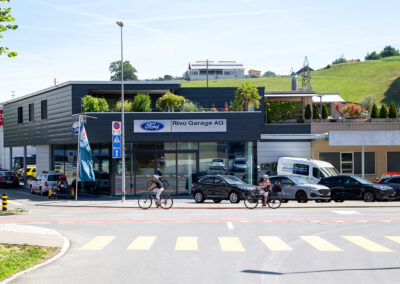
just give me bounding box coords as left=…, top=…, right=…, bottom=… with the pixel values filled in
left=0, top=224, right=64, bottom=247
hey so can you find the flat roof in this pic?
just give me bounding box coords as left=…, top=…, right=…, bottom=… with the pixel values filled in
left=3, top=80, right=182, bottom=105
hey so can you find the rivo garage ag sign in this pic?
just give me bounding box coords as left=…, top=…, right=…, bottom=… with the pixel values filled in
left=134, top=119, right=227, bottom=133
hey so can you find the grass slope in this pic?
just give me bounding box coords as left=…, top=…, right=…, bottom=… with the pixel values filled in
left=182, top=57, right=400, bottom=103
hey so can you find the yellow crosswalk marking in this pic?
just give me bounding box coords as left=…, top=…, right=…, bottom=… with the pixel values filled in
left=259, top=236, right=292, bottom=251
left=127, top=236, right=156, bottom=250
left=301, top=236, right=342, bottom=251
left=385, top=236, right=400, bottom=244
left=175, top=237, right=198, bottom=251
left=7, top=200, right=23, bottom=205
left=343, top=236, right=393, bottom=252
left=80, top=236, right=115, bottom=250
left=218, top=237, right=245, bottom=252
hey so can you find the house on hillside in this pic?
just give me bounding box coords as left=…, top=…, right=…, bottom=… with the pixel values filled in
left=347, top=59, right=361, bottom=63
left=248, top=69, right=261, bottom=78
left=188, top=61, right=245, bottom=80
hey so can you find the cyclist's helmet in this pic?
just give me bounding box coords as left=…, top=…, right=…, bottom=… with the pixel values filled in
left=263, top=174, right=269, bottom=179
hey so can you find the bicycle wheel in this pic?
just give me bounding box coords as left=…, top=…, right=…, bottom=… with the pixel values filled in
left=244, top=194, right=259, bottom=209
left=267, top=197, right=281, bottom=209
left=138, top=194, right=152, bottom=209
left=160, top=193, right=173, bottom=209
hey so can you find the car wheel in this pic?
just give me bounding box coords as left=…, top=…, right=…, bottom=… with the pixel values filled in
left=229, top=191, right=240, bottom=203
left=363, top=191, right=376, bottom=202
left=30, top=185, right=34, bottom=194
left=296, top=191, right=308, bottom=203
left=213, top=199, right=222, bottom=203
left=333, top=199, right=344, bottom=202
left=194, top=191, right=205, bottom=203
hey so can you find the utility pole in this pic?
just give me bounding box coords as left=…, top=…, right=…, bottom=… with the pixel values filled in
left=206, top=59, right=209, bottom=88
left=11, top=91, right=15, bottom=100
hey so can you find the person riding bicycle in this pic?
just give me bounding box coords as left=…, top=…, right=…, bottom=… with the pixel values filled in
left=257, top=174, right=271, bottom=206
left=149, top=175, right=164, bottom=208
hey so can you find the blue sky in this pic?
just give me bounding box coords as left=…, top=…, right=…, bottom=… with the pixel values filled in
left=0, top=0, right=399, bottom=101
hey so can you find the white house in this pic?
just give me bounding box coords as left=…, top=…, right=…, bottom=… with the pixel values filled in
left=188, top=61, right=245, bottom=80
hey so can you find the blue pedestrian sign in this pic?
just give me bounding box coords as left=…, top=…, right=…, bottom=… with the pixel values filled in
left=112, top=135, right=121, bottom=148
left=112, top=148, right=121, bottom=159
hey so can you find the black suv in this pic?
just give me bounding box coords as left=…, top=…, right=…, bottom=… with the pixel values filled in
left=191, top=175, right=256, bottom=204
left=376, top=176, right=400, bottom=200
left=318, top=175, right=395, bottom=202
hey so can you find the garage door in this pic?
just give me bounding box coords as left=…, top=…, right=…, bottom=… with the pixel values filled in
left=257, top=141, right=311, bottom=164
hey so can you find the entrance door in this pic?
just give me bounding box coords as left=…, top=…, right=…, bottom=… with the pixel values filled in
left=177, top=152, right=198, bottom=195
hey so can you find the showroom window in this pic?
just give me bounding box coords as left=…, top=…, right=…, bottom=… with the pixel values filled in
left=319, top=152, right=375, bottom=175
left=387, top=152, right=400, bottom=172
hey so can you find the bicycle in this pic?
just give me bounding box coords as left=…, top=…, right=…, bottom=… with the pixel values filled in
left=146, top=176, right=169, bottom=190
left=138, top=189, right=173, bottom=209
left=244, top=190, right=282, bottom=209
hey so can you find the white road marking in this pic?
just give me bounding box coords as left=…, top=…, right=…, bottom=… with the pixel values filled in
left=227, top=222, right=234, bottom=230
left=332, top=210, right=360, bottom=215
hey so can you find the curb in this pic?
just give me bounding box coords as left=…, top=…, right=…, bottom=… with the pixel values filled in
left=1, top=227, right=70, bottom=284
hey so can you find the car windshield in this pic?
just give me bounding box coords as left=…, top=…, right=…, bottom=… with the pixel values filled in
left=235, top=160, right=246, bottom=165
left=212, top=159, right=223, bottom=163
left=320, top=167, right=339, bottom=177
left=47, top=175, right=61, bottom=181
left=224, top=176, right=246, bottom=185
left=289, top=176, right=310, bottom=184
left=0, top=171, right=16, bottom=176
left=352, top=176, right=372, bottom=185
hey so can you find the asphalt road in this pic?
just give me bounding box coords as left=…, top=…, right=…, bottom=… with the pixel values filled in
left=2, top=187, right=400, bottom=284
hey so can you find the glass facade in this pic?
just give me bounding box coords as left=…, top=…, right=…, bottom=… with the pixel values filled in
left=52, top=141, right=255, bottom=196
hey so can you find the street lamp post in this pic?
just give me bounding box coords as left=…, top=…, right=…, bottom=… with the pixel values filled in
left=116, top=20, right=125, bottom=203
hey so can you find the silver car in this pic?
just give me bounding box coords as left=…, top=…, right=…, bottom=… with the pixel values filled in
left=269, top=175, right=330, bottom=203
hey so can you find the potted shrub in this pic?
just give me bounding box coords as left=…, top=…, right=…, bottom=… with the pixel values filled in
left=343, top=103, right=362, bottom=120
left=389, top=101, right=397, bottom=120
left=322, top=104, right=329, bottom=120
left=156, top=92, right=185, bottom=112
left=379, top=103, right=388, bottom=120
left=304, top=104, right=312, bottom=122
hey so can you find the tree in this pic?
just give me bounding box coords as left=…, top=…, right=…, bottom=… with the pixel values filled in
left=365, top=51, right=381, bottom=61
left=116, top=100, right=133, bottom=112
left=132, top=93, right=151, bottom=112
left=332, top=56, right=346, bottom=65
left=183, top=70, right=190, bottom=80
left=371, top=103, right=378, bottom=118
left=109, top=60, right=138, bottom=81
left=156, top=92, right=185, bottom=112
left=379, top=104, right=388, bottom=118
left=164, top=75, right=172, bottom=80
left=360, top=94, right=377, bottom=113
left=232, top=82, right=261, bottom=111
left=304, top=104, right=312, bottom=119
left=0, top=0, right=18, bottom=57
left=263, top=71, right=276, bottom=77
left=322, top=104, right=329, bottom=119
left=313, top=105, right=320, bottom=119
left=81, top=96, right=109, bottom=112
left=380, top=45, right=400, bottom=58
left=389, top=101, right=397, bottom=119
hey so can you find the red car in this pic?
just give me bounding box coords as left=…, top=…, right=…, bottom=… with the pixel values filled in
left=376, top=172, right=400, bottom=184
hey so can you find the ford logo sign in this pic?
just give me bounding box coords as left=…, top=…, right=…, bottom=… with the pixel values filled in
left=141, top=121, right=164, bottom=131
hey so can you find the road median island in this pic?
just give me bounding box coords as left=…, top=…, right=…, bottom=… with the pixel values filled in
left=0, top=243, right=60, bottom=282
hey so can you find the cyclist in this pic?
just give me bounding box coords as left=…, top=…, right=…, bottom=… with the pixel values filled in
left=149, top=175, right=164, bottom=207
left=257, top=174, right=271, bottom=206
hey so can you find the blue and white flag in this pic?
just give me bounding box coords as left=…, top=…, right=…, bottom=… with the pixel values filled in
left=79, top=121, right=95, bottom=181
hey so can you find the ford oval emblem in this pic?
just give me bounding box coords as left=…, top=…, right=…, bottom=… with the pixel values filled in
left=140, top=121, right=164, bottom=131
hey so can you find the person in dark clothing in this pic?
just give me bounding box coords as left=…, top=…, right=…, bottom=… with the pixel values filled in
left=149, top=175, right=164, bottom=207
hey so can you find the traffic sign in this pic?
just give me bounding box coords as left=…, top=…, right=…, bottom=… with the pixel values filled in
left=72, top=121, right=79, bottom=135
left=112, top=135, right=121, bottom=148
left=112, top=121, right=121, bottom=135
left=112, top=148, right=121, bottom=159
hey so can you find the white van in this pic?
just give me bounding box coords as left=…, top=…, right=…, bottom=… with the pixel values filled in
left=277, top=157, right=339, bottom=183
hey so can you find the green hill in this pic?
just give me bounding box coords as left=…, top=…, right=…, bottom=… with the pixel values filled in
left=181, top=57, right=400, bottom=104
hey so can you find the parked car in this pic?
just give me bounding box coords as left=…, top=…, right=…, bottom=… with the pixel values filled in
left=376, top=175, right=400, bottom=200
left=269, top=175, right=330, bottom=203
left=376, top=172, right=400, bottom=184
left=277, top=157, right=339, bottom=184
left=0, top=170, right=20, bottom=188
left=318, top=175, right=396, bottom=202
left=232, top=158, right=248, bottom=172
left=31, top=172, right=67, bottom=195
left=209, top=158, right=227, bottom=170
left=191, top=174, right=256, bottom=203
left=19, top=165, right=36, bottom=185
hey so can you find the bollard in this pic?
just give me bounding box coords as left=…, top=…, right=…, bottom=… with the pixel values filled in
left=48, top=187, right=52, bottom=199
left=2, top=193, right=7, bottom=211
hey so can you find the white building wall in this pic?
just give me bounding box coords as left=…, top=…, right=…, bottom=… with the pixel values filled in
left=257, top=141, right=311, bottom=164
left=36, top=145, right=51, bottom=174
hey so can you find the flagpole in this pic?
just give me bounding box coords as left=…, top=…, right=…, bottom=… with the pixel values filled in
left=75, top=115, right=81, bottom=201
